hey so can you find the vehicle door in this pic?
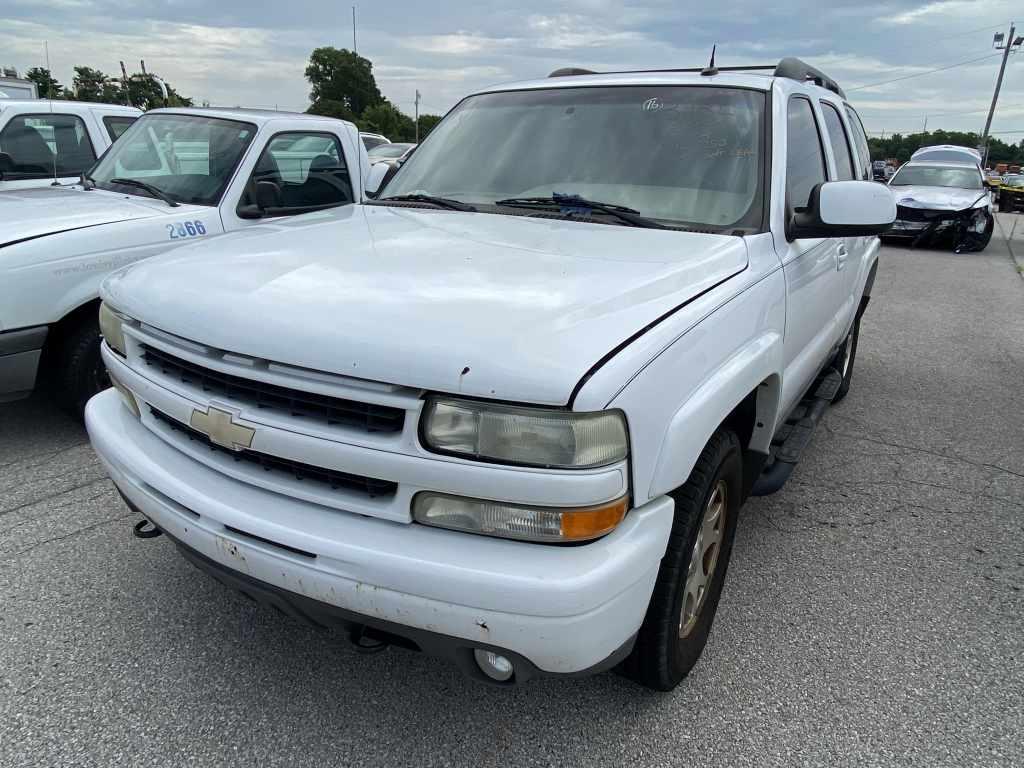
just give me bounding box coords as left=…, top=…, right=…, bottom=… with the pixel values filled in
left=220, top=130, right=356, bottom=231
left=0, top=110, right=98, bottom=190
left=776, top=95, right=845, bottom=416
left=818, top=99, right=863, bottom=336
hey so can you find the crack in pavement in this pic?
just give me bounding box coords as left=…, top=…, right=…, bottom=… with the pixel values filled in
left=3, top=511, right=136, bottom=560
left=0, top=476, right=109, bottom=519
left=0, top=489, right=115, bottom=536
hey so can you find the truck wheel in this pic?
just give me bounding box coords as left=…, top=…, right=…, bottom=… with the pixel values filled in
left=51, top=318, right=108, bottom=417
left=622, top=428, right=742, bottom=691
left=831, top=316, right=861, bottom=404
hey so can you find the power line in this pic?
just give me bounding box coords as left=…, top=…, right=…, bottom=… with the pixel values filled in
left=938, top=21, right=1013, bottom=41
left=847, top=52, right=1003, bottom=91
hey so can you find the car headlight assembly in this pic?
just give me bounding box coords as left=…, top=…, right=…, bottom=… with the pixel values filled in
left=413, top=492, right=628, bottom=543
left=420, top=397, right=629, bottom=469
left=98, top=302, right=129, bottom=357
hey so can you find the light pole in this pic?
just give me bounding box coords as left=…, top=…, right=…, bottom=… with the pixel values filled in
left=981, top=23, right=1021, bottom=165
left=414, top=89, right=421, bottom=143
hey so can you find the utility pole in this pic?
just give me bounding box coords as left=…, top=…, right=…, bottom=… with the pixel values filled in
left=119, top=60, right=130, bottom=106
left=352, top=6, right=357, bottom=54
left=981, top=22, right=1021, bottom=164
left=414, top=89, right=421, bottom=143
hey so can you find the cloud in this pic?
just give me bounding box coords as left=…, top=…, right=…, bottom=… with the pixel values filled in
left=0, top=1, right=1020, bottom=138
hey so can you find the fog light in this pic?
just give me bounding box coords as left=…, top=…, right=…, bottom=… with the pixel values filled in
left=474, top=649, right=514, bottom=682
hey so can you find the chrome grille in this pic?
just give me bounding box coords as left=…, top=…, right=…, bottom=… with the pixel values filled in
left=140, top=345, right=405, bottom=434
left=150, top=407, right=398, bottom=499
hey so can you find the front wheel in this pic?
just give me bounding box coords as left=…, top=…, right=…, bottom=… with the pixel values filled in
left=50, top=318, right=108, bottom=417
left=621, top=428, right=742, bottom=691
left=831, top=314, right=861, bottom=404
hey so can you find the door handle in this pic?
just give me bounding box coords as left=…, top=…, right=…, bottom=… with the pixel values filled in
left=837, top=244, right=848, bottom=270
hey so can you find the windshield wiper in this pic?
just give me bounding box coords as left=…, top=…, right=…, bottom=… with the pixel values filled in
left=372, top=193, right=476, bottom=212
left=109, top=177, right=180, bottom=207
left=494, top=193, right=668, bottom=229
left=79, top=172, right=96, bottom=190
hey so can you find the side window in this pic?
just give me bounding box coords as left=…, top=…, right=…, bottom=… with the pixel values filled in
left=786, top=98, right=827, bottom=210
left=103, top=116, right=137, bottom=142
left=820, top=102, right=856, bottom=181
left=844, top=105, right=873, bottom=181
left=0, top=113, right=96, bottom=178
left=243, top=132, right=353, bottom=211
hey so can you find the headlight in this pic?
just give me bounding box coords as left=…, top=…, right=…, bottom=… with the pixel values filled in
left=421, top=397, right=628, bottom=468
left=98, top=302, right=128, bottom=357
left=413, top=492, right=628, bottom=542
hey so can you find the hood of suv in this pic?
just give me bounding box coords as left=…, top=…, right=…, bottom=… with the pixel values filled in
left=0, top=186, right=166, bottom=248
left=105, top=205, right=748, bottom=405
left=892, top=185, right=988, bottom=211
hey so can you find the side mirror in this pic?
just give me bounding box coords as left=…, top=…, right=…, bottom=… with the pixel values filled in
left=0, top=151, right=12, bottom=177
left=364, top=161, right=390, bottom=198
left=238, top=181, right=283, bottom=219
left=788, top=181, right=896, bottom=241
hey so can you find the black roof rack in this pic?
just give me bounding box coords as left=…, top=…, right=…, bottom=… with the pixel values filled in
left=546, top=56, right=845, bottom=98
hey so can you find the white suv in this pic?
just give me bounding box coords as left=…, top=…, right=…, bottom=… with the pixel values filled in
left=86, top=58, right=894, bottom=689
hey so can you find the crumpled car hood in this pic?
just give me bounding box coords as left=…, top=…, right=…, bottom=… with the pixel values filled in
left=891, top=185, right=988, bottom=211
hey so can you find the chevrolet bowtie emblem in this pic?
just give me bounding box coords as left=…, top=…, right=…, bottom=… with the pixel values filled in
left=189, top=406, right=255, bottom=451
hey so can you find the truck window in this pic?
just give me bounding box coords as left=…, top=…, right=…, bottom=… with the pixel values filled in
left=0, top=113, right=96, bottom=178
left=88, top=114, right=256, bottom=206
left=244, top=131, right=354, bottom=210
left=786, top=98, right=826, bottom=210
left=844, top=105, right=873, bottom=181
left=103, top=116, right=137, bottom=142
left=820, top=102, right=855, bottom=181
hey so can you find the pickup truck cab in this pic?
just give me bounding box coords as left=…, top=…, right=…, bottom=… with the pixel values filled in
left=87, top=59, right=895, bottom=689
left=0, top=99, right=140, bottom=191
left=0, top=107, right=368, bottom=411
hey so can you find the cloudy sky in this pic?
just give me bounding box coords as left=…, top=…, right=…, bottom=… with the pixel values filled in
left=2, top=0, right=1022, bottom=140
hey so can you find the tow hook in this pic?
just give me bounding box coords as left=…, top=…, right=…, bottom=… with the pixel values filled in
left=348, top=625, right=390, bottom=654
left=132, top=519, right=162, bottom=539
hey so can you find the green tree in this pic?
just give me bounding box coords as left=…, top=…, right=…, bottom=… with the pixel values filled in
left=125, top=73, right=192, bottom=110
left=72, top=66, right=123, bottom=103
left=867, top=130, right=1023, bottom=167
left=360, top=101, right=414, bottom=141
left=25, top=67, right=65, bottom=99
left=417, top=114, right=443, bottom=139
left=307, top=98, right=358, bottom=123
left=305, top=47, right=383, bottom=116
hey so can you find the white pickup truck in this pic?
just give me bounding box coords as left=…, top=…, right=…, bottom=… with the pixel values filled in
left=0, top=99, right=141, bottom=191
left=86, top=59, right=895, bottom=690
left=0, top=107, right=368, bottom=411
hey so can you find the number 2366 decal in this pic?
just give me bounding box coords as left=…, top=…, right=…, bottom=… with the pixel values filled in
left=166, top=220, right=207, bottom=240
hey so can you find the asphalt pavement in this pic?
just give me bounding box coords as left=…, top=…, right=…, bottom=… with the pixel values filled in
left=2, top=230, right=1022, bottom=767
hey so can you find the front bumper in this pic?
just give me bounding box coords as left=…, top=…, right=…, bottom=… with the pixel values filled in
left=0, top=325, right=47, bottom=401
left=887, top=205, right=992, bottom=251
left=86, top=389, right=675, bottom=680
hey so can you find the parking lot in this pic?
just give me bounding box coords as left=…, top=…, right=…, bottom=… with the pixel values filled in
left=1, top=228, right=1022, bottom=767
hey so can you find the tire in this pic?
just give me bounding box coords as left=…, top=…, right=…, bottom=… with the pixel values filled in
left=50, top=317, right=108, bottom=417
left=831, top=314, right=861, bottom=404
left=621, top=428, right=743, bottom=691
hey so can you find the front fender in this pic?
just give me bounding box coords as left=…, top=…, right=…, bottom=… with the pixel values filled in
left=647, top=332, right=782, bottom=499
left=605, top=268, right=787, bottom=504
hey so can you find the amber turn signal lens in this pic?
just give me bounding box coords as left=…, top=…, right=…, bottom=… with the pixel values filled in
left=559, top=496, right=629, bottom=540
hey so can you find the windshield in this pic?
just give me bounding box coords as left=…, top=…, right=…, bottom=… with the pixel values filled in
left=369, top=143, right=413, bottom=159
left=890, top=165, right=982, bottom=190
left=88, top=114, right=256, bottom=206
left=383, top=86, right=766, bottom=230
left=1004, top=176, right=1024, bottom=188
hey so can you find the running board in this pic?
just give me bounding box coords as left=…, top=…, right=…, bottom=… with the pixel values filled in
left=750, top=368, right=841, bottom=496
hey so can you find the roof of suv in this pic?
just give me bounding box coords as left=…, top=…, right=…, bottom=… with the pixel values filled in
left=476, top=57, right=848, bottom=100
